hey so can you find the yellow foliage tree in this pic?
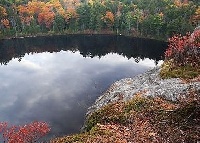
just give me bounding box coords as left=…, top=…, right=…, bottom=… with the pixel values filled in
left=63, top=0, right=80, bottom=9
left=65, top=7, right=78, bottom=23
left=192, top=6, right=200, bottom=26
left=0, top=6, right=7, bottom=18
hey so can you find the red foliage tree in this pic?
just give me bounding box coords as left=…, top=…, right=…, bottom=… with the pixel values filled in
left=165, top=30, right=200, bottom=68
left=0, top=121, right=50, bottom=143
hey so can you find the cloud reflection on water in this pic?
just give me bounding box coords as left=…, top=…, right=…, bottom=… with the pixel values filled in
left=0, top=50, right=159, bottom=138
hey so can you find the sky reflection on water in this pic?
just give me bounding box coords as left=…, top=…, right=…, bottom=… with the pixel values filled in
left=0, top=35, right=166, bottom=139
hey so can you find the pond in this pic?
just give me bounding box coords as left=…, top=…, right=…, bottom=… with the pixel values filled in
left=0, top=34, right=167, bottom=139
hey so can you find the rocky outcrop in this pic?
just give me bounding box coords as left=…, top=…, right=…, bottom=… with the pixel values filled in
left=87, top=67, right=200, bottom=116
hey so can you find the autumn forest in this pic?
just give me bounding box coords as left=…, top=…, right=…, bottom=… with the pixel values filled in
left=0, top=0, right=200, bottom=40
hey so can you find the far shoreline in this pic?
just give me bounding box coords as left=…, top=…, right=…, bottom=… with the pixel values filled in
left=0, top=31, right=167, bottom=42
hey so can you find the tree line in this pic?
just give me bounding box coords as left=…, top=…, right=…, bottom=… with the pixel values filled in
left=0, top=0, right=200, bottom=40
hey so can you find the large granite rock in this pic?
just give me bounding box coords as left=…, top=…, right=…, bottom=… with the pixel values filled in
left=87, top=67, right=200, bottom=116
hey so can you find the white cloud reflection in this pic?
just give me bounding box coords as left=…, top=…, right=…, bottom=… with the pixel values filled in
left=0, top=50, right=158, bottom=137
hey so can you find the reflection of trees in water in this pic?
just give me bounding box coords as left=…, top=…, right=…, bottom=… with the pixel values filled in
left=0, top=35, right=167, bottom=65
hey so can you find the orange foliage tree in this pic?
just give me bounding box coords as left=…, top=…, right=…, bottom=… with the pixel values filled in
left=62, top=0, right=80, bottom=26
left=17, top=1, right=57, bottom=29
left=0, top=6, right=10, bottom=29
left=17, top=1, right=46, bottom=27
left=27, top=1, right=46, bottom=15
left=1, top=19, right=10, bottom=28
left=102, top=11, right=114, bottom=29
left=38, top=6, right=55, bottom=29
left=17, top=5, right=34, bottom=26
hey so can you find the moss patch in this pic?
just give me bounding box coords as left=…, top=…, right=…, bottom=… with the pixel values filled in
left=160, top=60, right=200, bottom=79
left=84, top=94, right=153, bottom=132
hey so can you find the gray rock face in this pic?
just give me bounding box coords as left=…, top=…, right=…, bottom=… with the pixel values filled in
left=87, top=67, right=200, bottom=116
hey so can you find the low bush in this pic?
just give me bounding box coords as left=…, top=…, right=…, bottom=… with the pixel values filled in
left=0, top=121, right=50, bottom=143
left=161, top=30, right=200, bottom=79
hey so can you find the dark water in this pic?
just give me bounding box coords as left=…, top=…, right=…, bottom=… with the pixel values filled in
left=0, top=35, right=167, bottom=139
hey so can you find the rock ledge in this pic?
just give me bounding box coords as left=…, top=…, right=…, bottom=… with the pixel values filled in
left=87, top=67, right=200, bottom=116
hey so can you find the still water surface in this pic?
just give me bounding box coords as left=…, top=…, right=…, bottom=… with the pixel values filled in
left=0, top=35, right=167, bottom=138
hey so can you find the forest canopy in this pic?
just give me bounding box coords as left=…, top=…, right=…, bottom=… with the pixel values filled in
left=0, top=0, right=200, bottom=39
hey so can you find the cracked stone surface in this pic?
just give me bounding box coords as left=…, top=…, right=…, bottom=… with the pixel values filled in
left=87, top=67, right=200, bottom=116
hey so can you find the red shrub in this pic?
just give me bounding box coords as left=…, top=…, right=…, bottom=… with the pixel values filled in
left=165, top=31, right=200, bottom=68
left=0, top=121, right=50, bottom=143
